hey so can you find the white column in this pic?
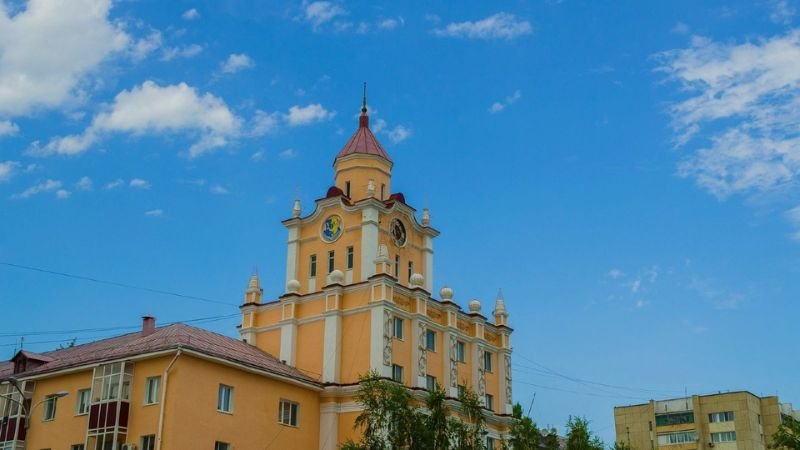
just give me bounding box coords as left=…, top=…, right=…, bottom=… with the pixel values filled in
left=319, top=405, right=339, bottom=450
left=322, top=314, right=342, bottom=383
left=422, top=235, right=434, bottom=292
left=285, top=226, right=300, bottom=287
left=279, top=322, right=297, bottom=365
left=361, top=206, right=379, bottom=281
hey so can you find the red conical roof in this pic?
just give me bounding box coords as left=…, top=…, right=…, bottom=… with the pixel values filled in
left=335, top=112, right=392, bottom=162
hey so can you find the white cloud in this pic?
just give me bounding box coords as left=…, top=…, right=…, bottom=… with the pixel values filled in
left=424, top=14, right=441, bottom=24
left=182, top=8, right=199, bottom=21
left=0, top=0, right=130, bottom=116
left=129, top=178, right=150, bottom=189
left=770, top=0, right=796, bottom=24
left=251, top=150, right=265, bottom=161
left=303, top=1, right=346, bottom=31
left=378, top=17, right=404, bottom=31
left=28, top=81, right=242, bottom=158
left=671, top=22, right=690, bottom=35
left=11, top=179, right=62, bottom=199
left=0, top=120, right=19, bottom=136
left=388, top=125, right=411, bottom=144
left=630, top=278, right=641, bottom=294
left=658, top=30, right=800, bottom=199
left=634, top=299, right=649, bottom=309
left=607, top=268, right=625, bottom=279
left=251, top=110, right=279, bottom=136
left=285, top=104, right=335, bottom=126
left=489, top=89, right=522, bottom=114
left=279, top=148, right=297, bottom=159
left=786, top=205, right=800, bottom=240
left=130, top=30, right=162, bottom=63
left=104, top=178, right=125, bottom=190
left=144, top=208, right=163, bottom=217
left=433, top=13, right=532, bottom=40
left=75, top=176, right=93, bottom=191
left=56, top=188, right=71, bottom=199
left=161, top=44, right=203, bottom=61
left=372, top=118, right=387, bottom=133
left=0, top=161, right=20, bottom=182
left=220, top=53, right=254, bottom=74
left=210, top=184, right=230, bottom=195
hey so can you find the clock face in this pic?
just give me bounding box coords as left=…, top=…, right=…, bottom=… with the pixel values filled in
left=321, top=215, right=343, bottom=242
left=390, top=219, right=407, bottom=247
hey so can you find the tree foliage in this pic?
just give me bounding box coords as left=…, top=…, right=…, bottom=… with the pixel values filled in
left=612, top=441, right=632, bottom=450
left=565, top=416, right=604, bottom=450
left=504, top=403, right=542, bottom=450
left=771, top=416, right=800, bottom=450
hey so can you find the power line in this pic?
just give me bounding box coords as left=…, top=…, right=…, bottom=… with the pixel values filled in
left=0, top=262, right=239, bottom=307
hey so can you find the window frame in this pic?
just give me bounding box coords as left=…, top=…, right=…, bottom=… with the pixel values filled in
left=392, top=364, right=404, bottom=383
left=214, top=441, right=230, bottom=450
left=278, top=399, right=300, bottom=427
left=711, top=431, right=737, bottom=443
left=456, top=340, right=466, bottom=363
left=407, top=261, right=414, bottom=281
left=328, top=250, right=335, bottom=273
left=426, top=375, right=437, bottom=391
left=75, top=388, right=91, bottom=415
left=217, top=384, right=234, bottom=413
left=143, top=376, right=161, bottom=405
left=393, top=317, right=404, bottom=340
left=394, top=255, right=400, bottom=278
left=425, top=330, right=436, bottom=351
left=344, top=181, right=351, bottom=197
left=483, top=351, right=493, bottom=372
left=42, top=394, right=58, bottom=421
left=309, top=254, right=317, bottom=278
left=140, top=434, right=156, bottom=450
left=485, top=393, right=494, bottom=411
left=346, top=246, right=354, bottom=270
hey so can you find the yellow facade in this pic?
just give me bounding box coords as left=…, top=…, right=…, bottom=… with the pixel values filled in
left=614, top=392, right=796, bottom=450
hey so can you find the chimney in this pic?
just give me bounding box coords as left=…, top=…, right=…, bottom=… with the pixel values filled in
left=142, top=315, right=156, bottom=337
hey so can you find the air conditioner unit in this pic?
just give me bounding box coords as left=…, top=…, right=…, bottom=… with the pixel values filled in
left=121, top=444, right=137, bottom=450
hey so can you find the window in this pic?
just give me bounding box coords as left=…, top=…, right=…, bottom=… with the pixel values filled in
left=217, top=384, right=233, bottom=413
left=657, top=431, right=697, bottom=445
left=656, top=411, right=694, bottom=426
left=394, top=255, right=400, bottom=278
left=709, top=411, right=735, bottom=423
left=381, top=184, right=385, bottom=200
left=328, top=251, right=335, bottom=273
left=456, top=341, right=466, bottom=363
left=485, top=394, right=494, bottom=411
left=425, top=330, right=436, bottom=351
left=42, top=395, right=58, bottom=421
left=486, top=436, right=497, bottom=449
left=144, top=376, right=160, bottom=405
left=214, top=442, right=230, bottom=450
left=392, top=364, right=404, bottom=382
left=483, top=351, right=493, bottom=372
left=408, top=261, right=414, bottom=281
left=711, top=432, right=736, bottom=443
left=344, top=181, right=351, bottom=197
left=140, top=435, right=156, bottom=450
left=75, top=389, right=90, bottom=415
left=426, top=375, right=437, bottom=391
left=71, top=445, right=85, bottom=450
left=393, top=317, right=404, bottom=340
left=309, top=255, right=317, bottom=277
left=279, top=399, right=299, bottom=426
left=758, top=414, right=762, bottom=424
left=346, top=246, right=354, bottom=270
left=457, top=384, right=466, bottom=398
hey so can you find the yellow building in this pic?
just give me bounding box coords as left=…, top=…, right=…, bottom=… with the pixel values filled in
left=614, top=392, right=799, bottom=450
left=0, top=97, right=515, bottom=449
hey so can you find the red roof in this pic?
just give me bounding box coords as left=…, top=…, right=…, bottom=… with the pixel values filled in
left=335, top=113, right=391, bottom=162
left=0, top=324, right=319, bottom=386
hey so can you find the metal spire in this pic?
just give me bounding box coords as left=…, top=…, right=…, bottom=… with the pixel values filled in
left=361, top=82, right=367, bottom=114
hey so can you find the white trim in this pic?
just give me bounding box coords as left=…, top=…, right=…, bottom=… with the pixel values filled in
left=280, top=323, right=297, bottom=366
left=285, top=226, right=300, bottom=287
left=361, top=206, right=379, bottom=281
left=319, top=401, right=363, bottom=414
left=322, top=314, right=341, bottom=383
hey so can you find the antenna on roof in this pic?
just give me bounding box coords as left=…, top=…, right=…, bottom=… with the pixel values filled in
left=362, top=82, right=367, bottom=114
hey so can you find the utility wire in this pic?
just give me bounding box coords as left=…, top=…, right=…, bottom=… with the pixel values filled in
left=0, top=262, right=239, bottom=307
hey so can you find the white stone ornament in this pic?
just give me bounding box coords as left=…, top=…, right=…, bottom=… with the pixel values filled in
left=410, top=273, right=425, bottom=287
left=286, top=279, right=301, bottom=293
left=292, top=199, right=301, bottom=218
left=468, top=298, right=482, bottom=313
left=440, top=286, right=454, bottom=302
left=367, top=179, right=375, bottom=197
left=421, top=208, right=430, bottom=226
left=329, top=269, right=344, bottom=284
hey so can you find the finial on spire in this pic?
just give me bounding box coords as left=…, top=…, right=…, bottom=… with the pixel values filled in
left=362, top=82, right=367, bottom=114
left=292, top=198, right=301, bottom=218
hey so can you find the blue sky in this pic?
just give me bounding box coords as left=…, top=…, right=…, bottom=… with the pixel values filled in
left=1, top=0, right=799, bottom=443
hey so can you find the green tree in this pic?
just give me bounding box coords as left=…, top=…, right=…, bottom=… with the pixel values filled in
left=505, top=403, right=542, bottom=450
left=451, top=384, right=488, bottom=450
left=542, top=427, right=561, bottom=450
left=612, top=441, right=632, bottom=450
left=771, top=416, right=800, bottom=450
left=565, top=416, right=604, bottom=450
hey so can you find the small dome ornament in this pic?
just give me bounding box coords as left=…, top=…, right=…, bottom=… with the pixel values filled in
left=409, top=273, right=425, bottom=287
left=440, top=286, right=454, bottom=302
left=292, top=199, right=301, bottom=218
left=286, top=279, right=301, bottom=293
left=329, top=269, right=345, bottom=284
left=421, top=208, right=430, bottom=227
left=468, top=299, right=482, bottom=313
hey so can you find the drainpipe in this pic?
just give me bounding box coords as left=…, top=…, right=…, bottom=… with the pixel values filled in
left=156, top=347, right=182, bottom=450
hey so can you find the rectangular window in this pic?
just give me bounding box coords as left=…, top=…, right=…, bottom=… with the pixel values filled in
left=144, top=376, right=161, bottom=405
left=485, top=394, right=494, bottom=411
left=425, top=330, right=436, bottom=351
left=393, top=317, right=404, bottom=340
left=426, top=375, right=437, bottom=391
left=71, top=445, right=85, bottom=450
left=42, top=395, right=58, bottom=421
left=656, top=411, right=694, bottom=426
left=392, top=364, right=404, bottom=382
left=711, top=432, right=737, bottom=443
left=309, top=255, right=317, bottom=277
left=457, top=384, right=466, bottom=398
left=217, top=384, right=233, bottom=413
left=709, top=411, right=735, bottom=423
left=140, top=435, right=156, bottom=450
left=214, top=442, right=230, bottom=450
left=483, top=351, right=493, bottom=372
left=486, top=436, right=497, bottom=449
left=344, top=181, right=351, bottom=197
left=381, top=184, right=385, bottom=200
left=408, top=261, right=414, bottom=281
left=346, top=246, right=354, bottom=270
left=75, top=388, right=90, bottom=415
left=456, top=340, right=466, bottom=363
left=657, top=431, right=697, bottom=446
left=279, top=399, right=299, bottom=426
left=328, top=250, right=335, bottom=273
left=394, top=255, right=400, bottom=278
